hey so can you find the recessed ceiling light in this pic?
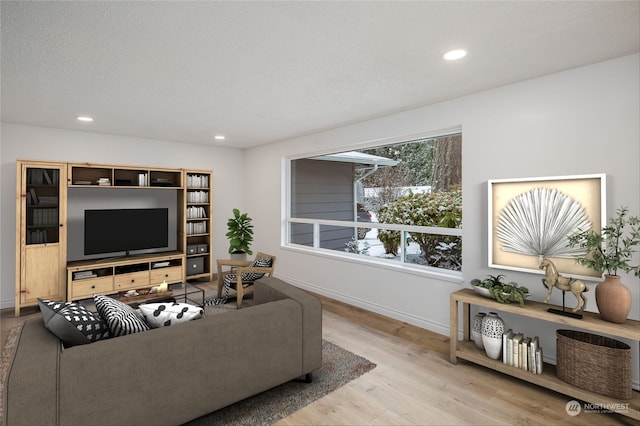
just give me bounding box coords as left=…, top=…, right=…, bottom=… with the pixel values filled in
left=77, top=116, right=94, bottom=122
left=214, top=135, right=226, bottom=140
left=443, top=49, right=467, bottom=61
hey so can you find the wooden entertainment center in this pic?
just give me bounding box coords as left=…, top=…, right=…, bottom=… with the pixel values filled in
left=15, top=160, right=213, bottom=316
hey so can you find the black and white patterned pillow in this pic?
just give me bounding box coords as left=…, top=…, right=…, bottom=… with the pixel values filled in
left=38, top=298, right=110, bottom=346
left=223, top=257, right=272, bottom=285
left=93, top=295, right=150, bottom=337
left=138, top=302, right=204, bottom=328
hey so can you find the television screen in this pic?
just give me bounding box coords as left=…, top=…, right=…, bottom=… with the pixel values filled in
left=84, top=208, right=169, bottom=256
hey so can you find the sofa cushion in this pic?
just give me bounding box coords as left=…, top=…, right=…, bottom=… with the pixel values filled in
left=38, top=298, right=110, bottom=346
left=93, top=295, right=150, bottom=336
left=138, top=302, right=204, bottom=328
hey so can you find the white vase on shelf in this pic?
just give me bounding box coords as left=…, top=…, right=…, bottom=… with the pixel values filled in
left=471, top=312, right=486, bottom=349
left=481, top=312, right=504, bottom=360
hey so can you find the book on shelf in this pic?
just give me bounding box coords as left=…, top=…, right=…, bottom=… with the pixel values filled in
left=29, top=188, right=39, bottom=205
left=43, top=169, right=52, bottom=185
left=535, top=347, right=544, bottom=374
left=502, top=329, right=513, bottom=365
left=511, top=333, right=523, bottom=368
left=529, top=337, right=539, bottom=373
left=520, top=337, right=531, bottom=371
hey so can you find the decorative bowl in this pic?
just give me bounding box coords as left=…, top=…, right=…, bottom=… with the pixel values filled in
left=471, top=286, right=493, bottom=298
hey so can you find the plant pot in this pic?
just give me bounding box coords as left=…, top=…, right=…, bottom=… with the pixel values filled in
left=230, top=251, right=247, bottom=261
left=481, top=312, right=504, bottom=360
left=595, top=275, right=631, bottom=324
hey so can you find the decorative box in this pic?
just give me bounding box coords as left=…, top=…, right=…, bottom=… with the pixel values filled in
left=186, top=257, right=204, bottom=276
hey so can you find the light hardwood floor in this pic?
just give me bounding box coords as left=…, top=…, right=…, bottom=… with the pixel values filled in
left=1, top=288, right=634, bottom=425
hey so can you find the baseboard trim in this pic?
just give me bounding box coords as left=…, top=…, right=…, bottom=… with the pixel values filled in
left=275, top=273, right=450, bottom=337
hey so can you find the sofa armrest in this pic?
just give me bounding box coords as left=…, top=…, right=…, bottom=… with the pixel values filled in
left=254, top=277, right=322, bottom=374
left=5, top=318, right=60, bottom=426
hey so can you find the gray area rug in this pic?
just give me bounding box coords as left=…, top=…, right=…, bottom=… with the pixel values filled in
left=184, top=339, right=376, bottom=426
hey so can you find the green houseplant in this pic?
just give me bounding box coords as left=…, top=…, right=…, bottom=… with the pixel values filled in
left=470, top=274, right=529, bottom=307
left=226, top=208, right=254, bottom=257
left=567, top=206, right=640, bottom=323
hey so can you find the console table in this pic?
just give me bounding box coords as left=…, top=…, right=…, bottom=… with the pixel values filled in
left=450, top=288, right=640, bottom=420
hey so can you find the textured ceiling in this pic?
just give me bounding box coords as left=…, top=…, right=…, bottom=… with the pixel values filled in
left=1, top=1, right=639, bottom=149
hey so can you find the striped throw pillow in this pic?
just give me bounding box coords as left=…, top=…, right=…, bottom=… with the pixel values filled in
left=94, top=295, right=150, bottom=337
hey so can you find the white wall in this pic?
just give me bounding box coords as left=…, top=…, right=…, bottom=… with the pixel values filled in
left=245, top=54, right=640, bottom=385
left=0, top=123, right=246, bottom=308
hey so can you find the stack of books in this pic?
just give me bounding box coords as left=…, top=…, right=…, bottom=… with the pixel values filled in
left=502, top=329, right=544, bottom=374
left=187, top=190, right=209, bottom=203
left=97, top=177, right=111, bottom=186
left=187, top=174, right=209, bottom=188
left=138, top=173, right=148, bottom=186
left=74, top=270, right=97, bottom=280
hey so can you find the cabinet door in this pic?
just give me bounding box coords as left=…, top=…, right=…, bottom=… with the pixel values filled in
left=17, top=163, right=67, bottom=310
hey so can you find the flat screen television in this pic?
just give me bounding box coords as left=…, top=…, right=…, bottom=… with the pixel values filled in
left=84, top=208, right=169, bottom=256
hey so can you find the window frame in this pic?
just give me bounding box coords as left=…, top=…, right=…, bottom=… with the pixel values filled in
left=282, top=127, right=463, bottom=282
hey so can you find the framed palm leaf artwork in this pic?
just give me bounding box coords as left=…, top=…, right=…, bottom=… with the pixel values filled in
left=488, top=174, right=606, bottom=278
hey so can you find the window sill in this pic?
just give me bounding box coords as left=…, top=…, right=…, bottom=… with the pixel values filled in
left=281, top=244, right=464, bottom=284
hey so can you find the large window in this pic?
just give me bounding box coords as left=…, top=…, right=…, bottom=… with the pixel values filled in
left=286, top=132, right=462, bottom=276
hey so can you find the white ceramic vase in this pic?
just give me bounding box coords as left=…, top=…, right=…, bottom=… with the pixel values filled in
left=471, top=313, right=486, bottom=349
left=481, top=312, right=504, bottom=360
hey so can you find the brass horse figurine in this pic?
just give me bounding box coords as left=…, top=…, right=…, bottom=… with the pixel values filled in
left=539, top=258, right=589, bottom=312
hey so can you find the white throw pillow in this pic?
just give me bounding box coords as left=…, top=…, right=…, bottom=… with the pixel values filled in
left=138, top=302, right=204, bottom=328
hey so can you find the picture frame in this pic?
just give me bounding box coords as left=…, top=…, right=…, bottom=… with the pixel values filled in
left=488, top=173, right=606, bottom=278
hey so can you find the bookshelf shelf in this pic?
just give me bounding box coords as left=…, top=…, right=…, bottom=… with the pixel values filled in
left=450, top=288, right=640, bottom=420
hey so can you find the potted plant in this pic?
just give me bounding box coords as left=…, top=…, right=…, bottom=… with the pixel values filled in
left=226, top=208, right=254, bottom=260
left=470, top=274, right=529, bottom=307
left=567, top=206, right=640, bottom=323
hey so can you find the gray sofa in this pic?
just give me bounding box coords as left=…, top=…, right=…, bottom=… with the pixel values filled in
left=4, top=277, right=322, bottom=426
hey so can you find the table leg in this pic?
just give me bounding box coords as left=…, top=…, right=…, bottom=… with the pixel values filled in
left=450, top=293, right=458, bottom=364
left=462, top=302, right=470, bottom=341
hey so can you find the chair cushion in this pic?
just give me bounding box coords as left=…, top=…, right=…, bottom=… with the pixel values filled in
left=224, top=272, right=263, bottom=284
left=138, top=302, right=204, bottom=328
left=93, top=295, right=150, bottom=337
left=252, top=257, right=273, bottom=268
left=223, top=257, right=272, bottom=285
left=38, top=299, right=110, bottom=346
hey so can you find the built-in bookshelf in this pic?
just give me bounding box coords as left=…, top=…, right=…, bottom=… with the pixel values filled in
left=182, top=170, right=213, bottom=282
left=450, top=288, right=640, bottom=421
left=16, top=160, right=213, bottom=316
left=16, top=161, right=67, bottom=316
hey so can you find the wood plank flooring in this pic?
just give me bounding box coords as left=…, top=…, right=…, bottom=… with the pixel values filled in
left=1, top=289, right=634, bottom=425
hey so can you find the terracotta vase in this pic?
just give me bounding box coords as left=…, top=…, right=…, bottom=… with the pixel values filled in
left=481, top=312, right=504, bottom=360
left=595, top=275, right=632, bottom=324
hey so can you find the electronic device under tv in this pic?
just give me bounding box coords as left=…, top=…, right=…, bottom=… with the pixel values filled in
left=84, top=208, right=169, bottom=257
